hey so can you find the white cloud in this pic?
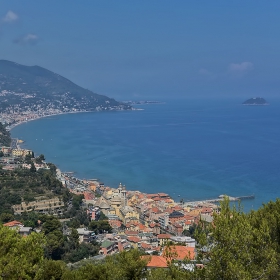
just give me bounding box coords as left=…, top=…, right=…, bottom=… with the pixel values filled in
left=14, top=33, right=39, bottom=45
left=2, top=10, right=18, bottom=23
left=228, top=62, right=254, bottom=72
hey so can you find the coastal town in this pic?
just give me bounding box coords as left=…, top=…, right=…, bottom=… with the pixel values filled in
left=0, top=99, right=257, bottom=270
left=0, top=112, right=220, bottom=267
left=0, top=82, right=254, bottom=269
left=1, top=2, right=280, bottom=277
left=0, top=103, right=129, bottom=132
left=0, top=76, right=217, bottom=266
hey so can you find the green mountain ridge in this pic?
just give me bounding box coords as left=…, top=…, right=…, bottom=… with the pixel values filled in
left=0, top=60, right=131, bottom=112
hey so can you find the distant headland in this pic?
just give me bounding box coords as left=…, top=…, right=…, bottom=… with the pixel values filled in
left=242, top=97, right=268, bottom=105
left=0, top=59, right=132, bottom=119
left=122, top=100, right=164, bottom=105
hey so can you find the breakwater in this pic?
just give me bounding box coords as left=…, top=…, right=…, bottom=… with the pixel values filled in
left=183, top=194, right=255, bottom=206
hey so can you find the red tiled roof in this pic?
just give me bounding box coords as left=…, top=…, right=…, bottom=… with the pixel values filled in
left=127, top=236, right=141, bottom=243
left=3, top=220, right=23, bottom=227
left=151, top=207, right=160, bottom=213
left=143, top=256, right=168, bottom=268
left=109, top=220, right=122, bottom=228
left=163, top=246, right=195, bottom=260
left=83, top=192, right=95, bottom=200
left=138, top=224, right=146, bottom=231
left=141, top=242, right=151, bottom=249
left=184, top=215, right=195, bottom=220
left=147, top=194, right=158, bottom=199
left=157, top=234, right=171, bottom=239
left=172, top=206, right=183, bottom=211
left=158, top=193, right=169, bottom=197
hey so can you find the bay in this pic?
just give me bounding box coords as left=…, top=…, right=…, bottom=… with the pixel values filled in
left=11, top=98, right=280, bottom=211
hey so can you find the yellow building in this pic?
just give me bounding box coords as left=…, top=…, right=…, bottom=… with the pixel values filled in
left=119, top=206, right=139, bottom=224
left=188, top=209, right=201, bottom=216
left=12, top=198, right=64, bottom=215
left=12, top=149, right=32, bottom=157
left=110, top=196, right=122, bottom=216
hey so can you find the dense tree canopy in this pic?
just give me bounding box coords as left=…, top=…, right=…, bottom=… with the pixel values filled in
left=0, top=122, right=11, bottom=146
left=0, top=224, right=45, bottom=279
left=88, top=220, right=112, bottom=234
left=35, top=154, right=45, bottom=164
left=195, top=199, right=278, bottom=279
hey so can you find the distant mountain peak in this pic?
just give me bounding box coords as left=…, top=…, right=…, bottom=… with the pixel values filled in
left=0, top=60, right=131, bottom=113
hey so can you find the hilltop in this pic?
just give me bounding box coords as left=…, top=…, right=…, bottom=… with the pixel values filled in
left=0, top=60, right=131, bottom=113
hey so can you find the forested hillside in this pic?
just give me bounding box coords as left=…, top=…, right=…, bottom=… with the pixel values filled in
left=0, top=166, right=64, bottom=214
left=0, top=60, right=131, bottom=112
left=0, top=122, right=11, bottom=146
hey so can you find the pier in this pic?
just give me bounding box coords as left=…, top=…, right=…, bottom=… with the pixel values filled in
left=183, top=194, right=255, bottom=206
left=235, top=195, right=255, bottom=200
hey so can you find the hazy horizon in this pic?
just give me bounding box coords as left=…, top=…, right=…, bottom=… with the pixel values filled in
left=1, top=1, right=280, bottom=100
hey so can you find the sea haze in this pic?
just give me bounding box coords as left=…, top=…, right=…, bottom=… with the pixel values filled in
left=11, top=98, right=280, bottom=211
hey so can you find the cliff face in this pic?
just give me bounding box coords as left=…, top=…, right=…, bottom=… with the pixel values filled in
left=242, top=97, right=268, bottom=105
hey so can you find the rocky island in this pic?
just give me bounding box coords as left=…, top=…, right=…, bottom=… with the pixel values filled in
left=242, top=97, right=268, bottom=105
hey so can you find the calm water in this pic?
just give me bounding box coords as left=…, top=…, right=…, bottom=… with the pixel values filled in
left=11, top=98, right=280, bottom=211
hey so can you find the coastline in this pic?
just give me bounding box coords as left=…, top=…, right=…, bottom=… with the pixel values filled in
left=8, top=110, right=94, bottom=131
left=8, top=107, right=143, bottom=132
left=8, top=109, right=192, bottom=204
left=9, top=108, right=147, bottom=191
left=9, top=111, right=94, bottom=153
left=9, top=111, right=255, bottom=208
left=9, top=100, right=269, bottom=212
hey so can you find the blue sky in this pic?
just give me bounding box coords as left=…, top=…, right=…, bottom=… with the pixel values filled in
left=1, top=1, right=280, bottom=100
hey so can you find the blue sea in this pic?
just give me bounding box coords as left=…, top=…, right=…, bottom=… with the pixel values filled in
left=11, top=98, right=280, bottom=211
